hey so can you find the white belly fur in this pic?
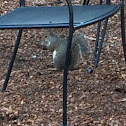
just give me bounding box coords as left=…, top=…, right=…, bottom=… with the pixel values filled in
left=53, top=50, right=56, bottom=63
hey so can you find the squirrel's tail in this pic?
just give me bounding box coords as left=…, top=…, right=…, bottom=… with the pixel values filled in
left=72, top=32, right=91, bottom=59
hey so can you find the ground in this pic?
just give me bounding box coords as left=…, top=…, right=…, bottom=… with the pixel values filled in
left=0, top=0, right=126, bottom=126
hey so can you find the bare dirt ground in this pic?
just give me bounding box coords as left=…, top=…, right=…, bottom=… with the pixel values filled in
left=0, top=0, right=126, bottom=126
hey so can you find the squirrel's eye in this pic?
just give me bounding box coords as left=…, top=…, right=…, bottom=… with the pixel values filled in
left=45, top=35, right=47, bottom=38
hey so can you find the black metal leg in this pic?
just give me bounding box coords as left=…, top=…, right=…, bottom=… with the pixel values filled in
left=61, top=31, right=73, bottom=126
left=61, top=43, right=71, bottom=126
left=120, top=3, right=126, bottom=62
left=83, top=0, right=90, bottom=5
left=1, top=29, right=23, bottom=92
left=94, top=19, right=108, bottom=68
left=61, top=0, right=73, bottom=124
left=63, top=67, right=68, bottom=126
left=60, top=67, right=70, bottom=126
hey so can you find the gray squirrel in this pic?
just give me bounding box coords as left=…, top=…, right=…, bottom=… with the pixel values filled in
left=41, top=32, right=91, bottom=70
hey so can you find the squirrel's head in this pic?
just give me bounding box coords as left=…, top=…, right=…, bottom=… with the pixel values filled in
left=40, top=32, right=58, bottom=52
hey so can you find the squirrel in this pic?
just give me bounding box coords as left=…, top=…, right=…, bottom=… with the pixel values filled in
left=40, top=32, right=91, bottom=70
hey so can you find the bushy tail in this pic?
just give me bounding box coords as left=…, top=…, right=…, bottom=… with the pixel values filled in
left=72, top=32, right=91, bottom=59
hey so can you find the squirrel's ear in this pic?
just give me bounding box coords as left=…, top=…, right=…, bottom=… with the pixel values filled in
left=50, top=31, right=55, bottom=36
left=44, top=32, right=49, bottom=37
